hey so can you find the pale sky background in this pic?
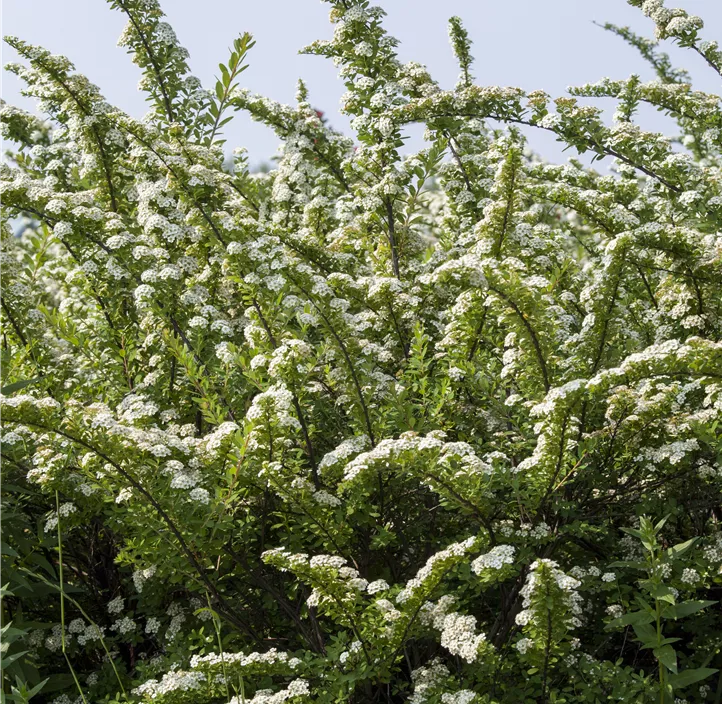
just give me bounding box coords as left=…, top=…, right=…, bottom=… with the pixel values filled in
left=2, top=1, right=722, bottom=169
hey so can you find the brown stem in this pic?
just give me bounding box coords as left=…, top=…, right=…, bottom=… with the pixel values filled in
left=490, top=286, right=550, bottom=391
left=385, top=198, right=401, bottom=279
left=446, top=133, right=474, bottom=193
left=250, top=299, right=319, bottom=484
left=1, top=299, right=29, bottom=348
left=116, top=0, right=176, bottom=123
left=412, top=111, right=682, bottom=193
left=286, top=275, right=376, bottom=445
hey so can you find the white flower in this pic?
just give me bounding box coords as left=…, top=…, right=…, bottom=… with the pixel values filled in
left=681, top=568, right=699, bottom=584
left=111, top=617, right=136, bottom=635
left=438, top=611, right=487, bottom=663
left=367, top=579, right=390, bottom=594
left=107, top=596, right=124, bottom=615
left=448, top=366, right=465, bottom=381
left=116, top=488, right=133, bottom=503
left=51, top=503, right=75, bottom=522
left=312, top=489, right=342, bottom=507
left=132, top=671, right=206, bottom=699
left=472, top=545, right=515, bottom=573
left=188, top=316, right=208, bottom=329
left=189, top=487, right=210, bottom=504
left=68, top=618, right=86, bottom=634
left=606, top=604, right=624, bottom=619
left=133, top=565, right=157, bottom=593
left=354, top=42, right=373, bottom=57
left=515, top=637, right=533, bottom=655
left=1, top=431, right=23, bottom=445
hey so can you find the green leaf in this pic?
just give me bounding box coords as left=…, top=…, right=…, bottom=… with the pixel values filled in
left=653, top=645, right=677, bottom=674
left=607, top=610, right=654, bottom=629
left=665, top=600, right=716, bottom=620
left=608, top=560, right=646, bottom=569
left=12, top=677, right=48, bottom=701
left=0, top=650, right=28, bottom=668
left=1, top=377, right=45, bottom=395
left=631, top=622, right=656, bottom=645
left=652, top=585, right=675, bottom=600
left=666, top=538, right=698, bottom=560
left=654, top=514, right=671, bottom=532
left=39, top=673, right=75, bottom=695
left=636, top=594, right=657, bottom=613
left=1, top=624, right=27, bottom=642
left=667, top=667, right=718, bottom=689
left=1, top=542, right=19, bottom=557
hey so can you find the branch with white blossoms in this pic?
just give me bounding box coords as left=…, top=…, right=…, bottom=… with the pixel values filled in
left=109, top=0, right=202, bottom=130
left=227, top=679, right=310, bottom=704
left=408, top=658, right=481, bottom=704
left=3, top=0, right=722, bottom=701
left=513, top=559, right=583, bottom=672
left=337, top=430, right=495, bottom=521
left=418, top=596, right=492, bottom=665
left=261, top=548, right=376, bottom=664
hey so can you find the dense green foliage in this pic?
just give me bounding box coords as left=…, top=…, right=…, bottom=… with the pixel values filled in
left=2, top=1, right=722, bottom=702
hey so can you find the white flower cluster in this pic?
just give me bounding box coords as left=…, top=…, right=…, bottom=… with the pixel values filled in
left=641, top=439, right=699, bottom=466
left=111, top=616, right=136, bottom=635
left=396, top=536, right=477, bottom=605
left=107, top=595, right=124, bottom=614
left=408, top=659, right=451, bottom=704
left=290, top=476, right=343, bottom=507
left=441, top=691, right=478, bottom=704
left=498, top=521, right=552, bottom=542
left=515, top=559, right=583, bottom=638
left=641, top=0, right=703, bottom=40
left=318, top=435, right=371, bottom=472
left=201, top=421, right=239, bottom=456
left=367, top=579, right=389, bottom=595
left=132, top=670, right=206, bottom=700
left=191, top=647, right=301, bottom=671
left=50, top=696, right=83, bottom=704
left=262, top=548, right=371, bottom=607
left=44, top=624, right=65, bottom=652
left=228, top=679, right=309, bottom=704
left=515, top=637, right=534, bottom=655
left=165, top=602, right=186, bottom=641
left=247, top=383, right=300, bottom=452
left=145, top=617, right=161, bottom=635
left=471, top=544, right=515, bottom=574
left=419, top=595, right=488, bottom=663
left=43, top=501, right=76, bottom=533
left=68, top=619, right=106, bottom=647
left=133, top=564, right=157, bottom=593
left=681, top=568, right=699, bottom=584
left=340, top=432, right=491, bottom=514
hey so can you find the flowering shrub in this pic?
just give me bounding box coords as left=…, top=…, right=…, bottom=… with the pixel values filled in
left=2, top=0, right=722, bottom=702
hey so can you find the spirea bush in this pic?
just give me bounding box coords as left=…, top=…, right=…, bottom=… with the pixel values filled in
left=2, top=0, right=722, bottom=702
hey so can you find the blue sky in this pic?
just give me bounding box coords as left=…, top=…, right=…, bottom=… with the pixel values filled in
left=3, top=1, right=722, bottom=167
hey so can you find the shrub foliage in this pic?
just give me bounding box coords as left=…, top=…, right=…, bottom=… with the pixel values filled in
left=2, top=0, right=722, bottom=702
